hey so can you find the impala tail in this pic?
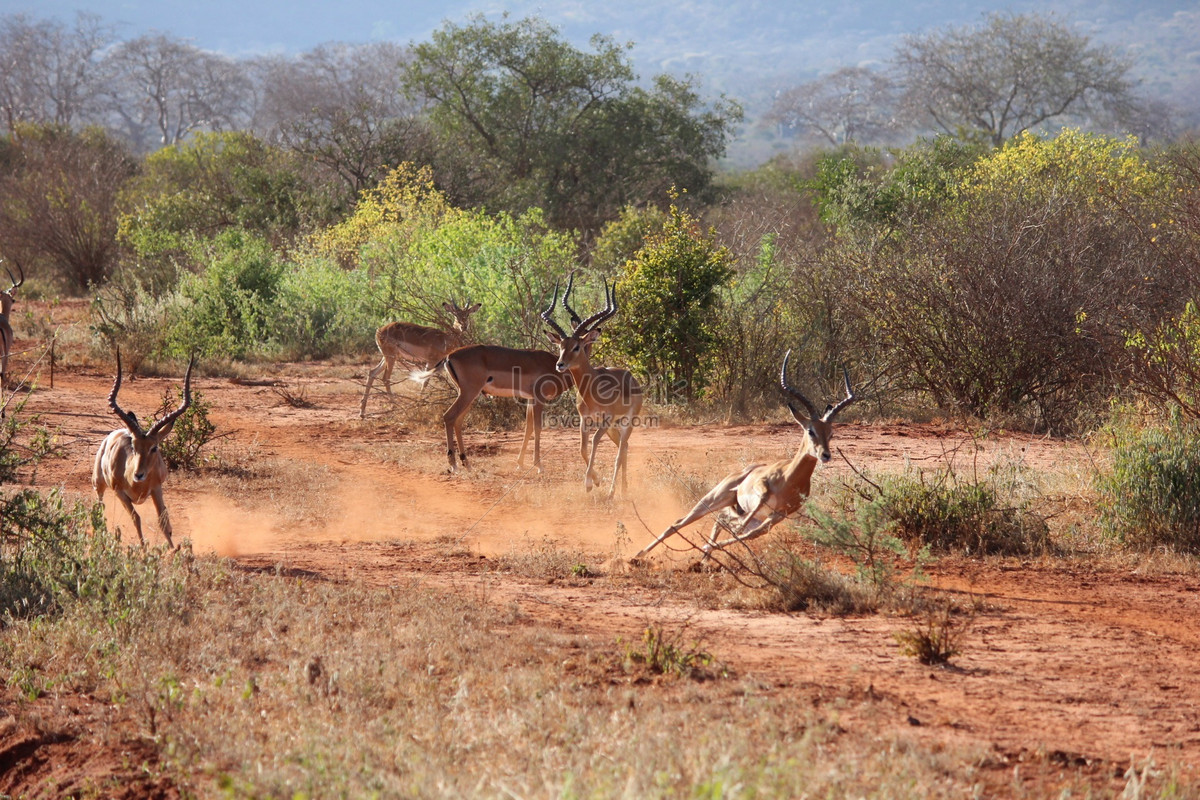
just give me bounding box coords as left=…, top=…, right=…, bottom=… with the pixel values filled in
left=409, top=359, right=445, bottom=386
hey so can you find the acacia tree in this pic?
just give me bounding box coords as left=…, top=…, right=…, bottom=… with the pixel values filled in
left=768, top=66, right=900, bottom=146
left=256, top=42, right=434, bottom=205
left=0, top=124, right=136, bottom=291
left=893, top=12, right=1136, bottom=146
left=98, top=33, right=251, bottom=150
left=0, top=12, right=112, bottom=133
left=404, top=15, right=740, bottom=238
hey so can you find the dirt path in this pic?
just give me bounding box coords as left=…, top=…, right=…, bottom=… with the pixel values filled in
left=13, top=363, right=1200, bottom=785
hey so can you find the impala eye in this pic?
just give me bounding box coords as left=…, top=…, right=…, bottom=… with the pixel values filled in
left=151, top=445, right=158, bottom=452
left=573, top=345, right=579, bottom=352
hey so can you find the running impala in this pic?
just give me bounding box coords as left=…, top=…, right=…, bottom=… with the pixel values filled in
left=93, top=351, right=194, bottom=548
left=633, top=351, right=855, bottom=559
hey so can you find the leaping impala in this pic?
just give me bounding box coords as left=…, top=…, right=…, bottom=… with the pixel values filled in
left=542, top=279, right=643, bottom=496
left=93, top=350, right=194, bottom=548
left=0, top=260, right=25, bottom=391
left=633, top=351, right=855, bottom=560
left=360, top=300, right=480, bottom=417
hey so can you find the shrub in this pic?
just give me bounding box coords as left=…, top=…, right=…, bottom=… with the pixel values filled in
left=601, top=194, right=734, bottom=400
left=895, top=597, right=973, bottom=666
left=1096, top=411, right=1200, bottom=552
left=876, top=470, right=1049, bottom=556
left=0, top=395, right=57, bottom=484
left=166, top=230, right=282, bottom=360
left=154, top=386, right=220, bottom=471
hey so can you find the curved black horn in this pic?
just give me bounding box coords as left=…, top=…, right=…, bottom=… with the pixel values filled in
left=572, top=281, right=618, bottom=336
left=148, top=355, right=195, bottom=437
left=779, top=349, right=819, bottom=420
left=107, top=348, right=143, bottom=435
left=540, top=282, right=569, bottom=338
left=560, top=272, right=583, bottom=328
left=822, top=367, right=856, bottom=422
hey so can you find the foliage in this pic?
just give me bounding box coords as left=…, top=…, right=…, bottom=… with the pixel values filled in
left=805, top=500, right=912, bottom=600
left=846, top=130, right=1169, bottom=429
left=361, top=204, right=577, bottom=348
left=270, top=256, right=380, bottom=360
left=893, top=11, right=1136, bottom=146
left=1124, top=301, right=1200, bottom=420
left=154, top=386, right=218, bottom=471
left=166, top=230, right=283, bottom=360
left=895, top=598, right=973, bottom=666
left=1096, top=410, right=1200, bottom=553
left=0, top=488, right=154, bottom=626
left=589, top=204, right=669, bottom=277
left=90, top=264, right=179, bottom=371
left=0, top=395, right=57, bottom=484
left=622, top=623, right=719, bottom=679
left=767, top=66, right=900, bottom=147
left=601, top=196, right=734, bottom=400
left=404, top=14, right=740, bottom=237
left=875, top=470, right=1049, bottom=556
left=117, top=131, right=311, bottom=261
left=307, top=162, right=451, bottom=269
left=809, top=136, right=984, bottom=236
left=0, top=123, right=136, bottom=291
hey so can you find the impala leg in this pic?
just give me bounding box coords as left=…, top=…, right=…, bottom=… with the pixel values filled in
left=113, top=490, right=145, bottom=546
left=632, top=465, right=762, bottom=559
left=442, top=387, right=479, bottom=471
left=608, top=420, right=634, bottom=498
left=585, top=422, right=608, bottom=492
left=705, top=511, right=786, bottom=553
left=531, top=402, right=544, bottom=472
left=150, top=486, right=176, bottom=549
left=360, top=355, right=389, bottom=418
left=517, top=402, right=535, bottom=469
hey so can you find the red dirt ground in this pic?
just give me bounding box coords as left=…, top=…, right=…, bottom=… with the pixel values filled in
left=3, top=351, right=1199, bottom=795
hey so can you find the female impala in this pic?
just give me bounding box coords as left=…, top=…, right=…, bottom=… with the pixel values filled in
left=633, top=351, right=855, bottom=559
left=93, top=351, right=194, bottom=548
left=360, top=300, right=480, bottom=417
left=542, top=279, right=643, bottom=497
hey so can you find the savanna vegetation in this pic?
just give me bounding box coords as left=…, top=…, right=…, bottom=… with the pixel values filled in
left=2, top=7, right=1200, bottom=798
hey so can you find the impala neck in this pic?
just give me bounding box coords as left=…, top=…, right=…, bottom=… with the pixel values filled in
left=783, top=440, right=820, bottom=487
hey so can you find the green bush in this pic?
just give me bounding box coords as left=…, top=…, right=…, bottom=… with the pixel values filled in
left=166, top=230, right=283, bottom=360
left=877, top=470, right=1049, bottom=556
left=154, top=386, right=220, bottom=471
left=1096, top=412, right=1200, bottom=552
left=271, top=256, right=381, bottom=359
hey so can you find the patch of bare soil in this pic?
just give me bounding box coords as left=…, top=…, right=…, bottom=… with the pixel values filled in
left=4, top=356, right=1197, bottom=794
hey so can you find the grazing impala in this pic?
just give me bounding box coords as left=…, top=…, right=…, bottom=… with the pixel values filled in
left=0, top=260, right=24, bottom=390
left=360, top=300, right=480, bottom=417
left=633, top=351, right=855, bottom=559
left=93, top=351, right=194, bottom=548
left=542, top=279, right=643, bottom=496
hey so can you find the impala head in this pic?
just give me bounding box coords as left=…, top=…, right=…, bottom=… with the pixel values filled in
left=442, top=300, right=481, bottom=333
left=541, top=277, right=617, bottom=373
left=107, top=349, right=194, bottom=482
left=779, top=350, right=856, bottom=463
left=0, top=261, right=23, bottom=317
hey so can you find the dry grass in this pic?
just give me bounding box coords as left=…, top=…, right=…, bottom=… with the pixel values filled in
left=0, top=548, right=1016, bottom=798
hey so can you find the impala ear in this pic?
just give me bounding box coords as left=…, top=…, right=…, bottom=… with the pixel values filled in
left=466, top=302, right=481, bottom=313
left=442, top=301, right=454, bottom=312
left=544, top=328, right=562, bottom=345
left=582, top=329, right=601, bottom=345
left=786, top=402, right=809, bottom=425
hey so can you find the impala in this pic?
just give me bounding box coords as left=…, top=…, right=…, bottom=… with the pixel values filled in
left=633, top=351, right=855, bottom=559
left=93, top=351, right=194, bottom=548
left=360, top=300, right=480, bottom=417
left=423, top=326, right=573, bottom=474
left=542, top=279, right=643, bottom=496
left=0, top=260, right=24, bottom=390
